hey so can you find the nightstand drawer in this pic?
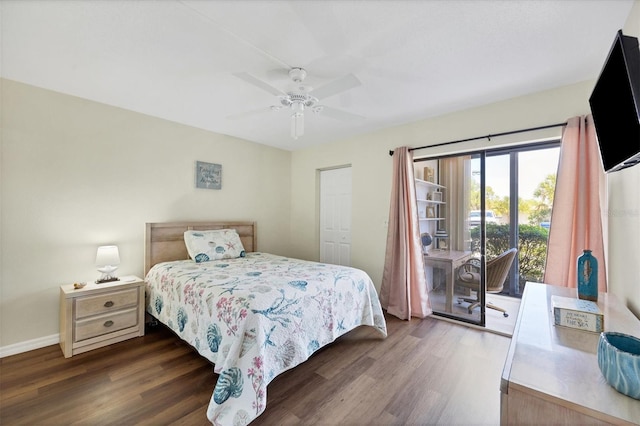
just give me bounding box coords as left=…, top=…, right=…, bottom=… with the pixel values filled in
left=75, top=288, right=138, bottom=319
left=74, top=307, right=139, bottom=341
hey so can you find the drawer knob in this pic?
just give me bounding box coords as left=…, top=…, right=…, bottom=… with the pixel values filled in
left=104, top=301, right=114, bottom=308
left=104, top=320, right=114, bottom=327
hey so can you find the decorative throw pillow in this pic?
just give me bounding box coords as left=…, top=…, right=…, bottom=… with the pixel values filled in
left=184, top=229, right=246, bottom=263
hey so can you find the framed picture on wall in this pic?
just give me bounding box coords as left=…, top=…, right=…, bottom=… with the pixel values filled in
left=423, top=167, right=434, bottom=182
left=195, top=161, right=222, bottom=190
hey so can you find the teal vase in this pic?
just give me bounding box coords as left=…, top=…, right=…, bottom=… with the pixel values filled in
left=577, top=249, right=598, bottom=302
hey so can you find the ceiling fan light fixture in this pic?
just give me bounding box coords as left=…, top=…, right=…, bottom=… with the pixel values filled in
left=291, top=101, right=304, bottom=114
left=291, top=112, right=304, bottom=140
left=279, top=96, right=292, bottom=107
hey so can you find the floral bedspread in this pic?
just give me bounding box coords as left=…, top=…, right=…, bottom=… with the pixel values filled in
left=145, top=252, right=387, bottom=425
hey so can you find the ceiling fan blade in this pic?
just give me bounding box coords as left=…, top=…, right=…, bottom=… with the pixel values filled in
left=226, top=106, right=274, bottom=120
left=311, top=73, right=361, bottom=100
left=319, top=105, right=365, bottom=122
left=233, top=72, right=285, bottom=96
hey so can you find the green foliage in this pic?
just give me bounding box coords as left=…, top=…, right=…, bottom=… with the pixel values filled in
left=528, top=174, right=556, bottom=225
left=469, top=223, right=549, bottom=285
left=491, top=196, right=510, bottom=218
left=517, top=225, right=549, bottom=283
left=468, top=173, right=556, bottom=226
left=469, top=178, right=480, bottom=210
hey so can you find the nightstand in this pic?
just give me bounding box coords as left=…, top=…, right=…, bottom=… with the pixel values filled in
left=59, top=275, right=145, bottom=358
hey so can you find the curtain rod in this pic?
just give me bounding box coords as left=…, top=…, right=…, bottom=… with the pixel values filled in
left=388, top=122, right=568, bottom=156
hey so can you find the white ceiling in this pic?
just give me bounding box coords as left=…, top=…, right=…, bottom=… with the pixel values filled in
left=1, top=0, right=635, bottom=151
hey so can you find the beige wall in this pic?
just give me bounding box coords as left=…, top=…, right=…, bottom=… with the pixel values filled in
left=1, top=79, right=292, bottom=349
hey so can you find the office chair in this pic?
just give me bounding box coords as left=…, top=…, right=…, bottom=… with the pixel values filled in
left=456, top=248, right=518, bottom=317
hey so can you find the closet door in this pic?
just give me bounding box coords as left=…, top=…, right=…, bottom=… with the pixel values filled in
left=319, top=167, right=352, bottom=266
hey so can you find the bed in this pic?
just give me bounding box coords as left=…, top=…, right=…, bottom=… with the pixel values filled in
left=144, top=221, right=387, bottom=425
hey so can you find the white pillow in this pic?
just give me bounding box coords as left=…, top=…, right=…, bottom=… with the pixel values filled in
left=184, top=229, right=246, bottom=263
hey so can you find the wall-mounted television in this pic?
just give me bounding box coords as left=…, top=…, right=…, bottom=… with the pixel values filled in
left=589, top=29, right=640, bottom=173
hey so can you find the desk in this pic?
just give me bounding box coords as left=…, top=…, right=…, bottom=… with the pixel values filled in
left=501, top=282, right=640, bottom=425
left=423, top=250, right=472, bottom=312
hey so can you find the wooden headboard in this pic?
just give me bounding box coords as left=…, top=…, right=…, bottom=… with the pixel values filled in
left=144, top=221, right=257, bottom=276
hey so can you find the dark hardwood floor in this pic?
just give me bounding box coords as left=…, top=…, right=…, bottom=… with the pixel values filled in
left=0, top=313, right=510, bottom=425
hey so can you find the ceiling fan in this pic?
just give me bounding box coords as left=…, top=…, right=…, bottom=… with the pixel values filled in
left=229, top=67, right=364, bottom=139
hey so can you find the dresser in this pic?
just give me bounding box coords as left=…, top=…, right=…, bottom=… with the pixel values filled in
left=59, top=276, right=145, bottom=358
left=501, top=282, right=640, bottom=424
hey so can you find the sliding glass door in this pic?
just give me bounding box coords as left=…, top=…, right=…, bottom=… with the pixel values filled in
left=415, top=154, right=486, bottom=326
left=477, top=143, right=560, bottom=297
left=415, top=141, right=560, bottom=327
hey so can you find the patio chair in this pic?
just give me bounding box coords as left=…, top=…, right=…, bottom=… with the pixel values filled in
left=456, top=248, right=518, bottom=317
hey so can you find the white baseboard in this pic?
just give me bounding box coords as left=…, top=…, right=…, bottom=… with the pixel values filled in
left=0, top=334, right=60, bottom=358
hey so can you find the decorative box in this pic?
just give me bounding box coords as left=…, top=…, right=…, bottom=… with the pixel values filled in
left=551, top=295, right=604, bottom=333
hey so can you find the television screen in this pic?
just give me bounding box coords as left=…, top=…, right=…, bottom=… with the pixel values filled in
left=589, top=30, right=640, bottom=173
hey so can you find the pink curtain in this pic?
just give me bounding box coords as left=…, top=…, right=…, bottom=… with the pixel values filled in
left=544, top=115, right=607, bottom=291
left=380, top=147, right=432, bottom=319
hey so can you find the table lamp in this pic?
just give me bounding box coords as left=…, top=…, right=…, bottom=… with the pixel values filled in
left=96, top=245, right=120, bottom=283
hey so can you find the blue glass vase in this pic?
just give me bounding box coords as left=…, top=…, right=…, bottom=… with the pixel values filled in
left=577, top=249, right=598, bottom=302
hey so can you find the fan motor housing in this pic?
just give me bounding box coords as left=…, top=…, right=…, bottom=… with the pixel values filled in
left=280, top=93, right=318, bottom=108
left=288, top=67, right=307, bottom=83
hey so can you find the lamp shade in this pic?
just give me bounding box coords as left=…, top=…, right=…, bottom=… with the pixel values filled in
left=96, top=245, right=120, bottom=266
